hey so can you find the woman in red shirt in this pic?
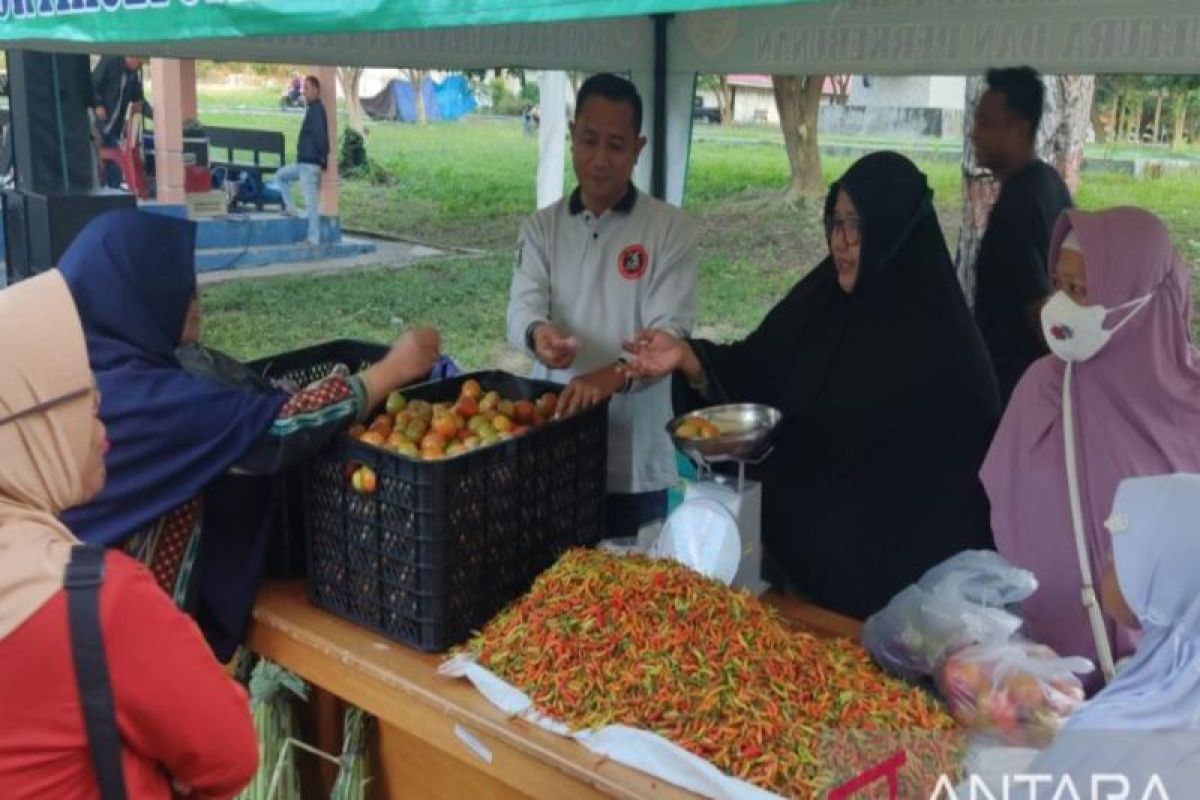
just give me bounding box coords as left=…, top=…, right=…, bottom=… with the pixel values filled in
left=0, top=271, right=257, bottom=799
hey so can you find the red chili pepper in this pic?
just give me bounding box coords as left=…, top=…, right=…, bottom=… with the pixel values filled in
left=457, top=550, right=962, bottom=798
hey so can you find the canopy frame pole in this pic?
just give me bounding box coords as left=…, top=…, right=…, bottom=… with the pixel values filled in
left=650, top=13, right=671, bottom=200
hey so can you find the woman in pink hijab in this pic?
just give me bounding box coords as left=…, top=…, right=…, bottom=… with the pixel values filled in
left=981, top=207, right=1200, bottom=692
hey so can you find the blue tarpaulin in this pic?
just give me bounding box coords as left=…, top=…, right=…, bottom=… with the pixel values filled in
left=363, top=74, right=477, bottom=123
left=433, top=75, right=477, bottom=120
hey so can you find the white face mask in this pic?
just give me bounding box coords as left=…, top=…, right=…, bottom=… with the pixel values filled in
left=1040, top=290, right=1153, bottom=363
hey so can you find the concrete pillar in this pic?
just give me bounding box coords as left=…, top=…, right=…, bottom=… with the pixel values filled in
left=149, top=58, right=187, bottom=205
left=312, top=66, right=339, bottom=218
left=180, top=59, right=198, bottom=120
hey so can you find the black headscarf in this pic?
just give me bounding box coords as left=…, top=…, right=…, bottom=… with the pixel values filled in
left=678, top=152, right=1000, bottom=618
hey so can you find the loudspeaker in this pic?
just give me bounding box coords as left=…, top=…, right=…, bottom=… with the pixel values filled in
left=6, top=50, right=97, bottom=194
left=3, top=190, right=135, bottom=282
left=3, top=191, right=29, bottom=281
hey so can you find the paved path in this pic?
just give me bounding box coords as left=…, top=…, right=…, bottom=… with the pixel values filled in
left=197, top=237, right=445, bottom=285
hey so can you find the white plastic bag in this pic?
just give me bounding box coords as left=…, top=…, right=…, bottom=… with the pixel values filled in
left=651, top=498, right=742, bottom=585
left=440, top=655, right=780, bottom=800
left=862, top=551, right=1038, bottom=680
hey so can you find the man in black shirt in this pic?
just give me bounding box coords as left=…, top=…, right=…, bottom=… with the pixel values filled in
left=971, top=66, right=1072, bottom=405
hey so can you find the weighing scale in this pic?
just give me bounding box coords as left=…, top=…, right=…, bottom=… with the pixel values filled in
left=658, top=404, right=782, bottom=596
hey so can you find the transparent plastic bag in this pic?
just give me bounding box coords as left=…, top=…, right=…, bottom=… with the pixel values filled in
left=863, top=551, right=1038, bottom=680
left=917, top=550, right=1038, bottom=607
left=935, top=640, right=1092, bottom=748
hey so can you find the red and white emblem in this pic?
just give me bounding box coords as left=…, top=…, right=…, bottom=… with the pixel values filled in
left=617, top=243, right=649, bottom=280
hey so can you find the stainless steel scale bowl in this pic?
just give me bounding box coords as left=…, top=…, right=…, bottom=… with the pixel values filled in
left=667, top=403, right=782, bottom=468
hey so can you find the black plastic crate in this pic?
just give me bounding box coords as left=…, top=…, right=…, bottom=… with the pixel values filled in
left=247, top=338, right=386, bottom=389
left=247, top=340, right=387, bottom=580
left=258, top=343, right=609, bottom=652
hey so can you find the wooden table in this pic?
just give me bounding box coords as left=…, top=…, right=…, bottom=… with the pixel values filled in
left=247, top=581, right=862, bottom=800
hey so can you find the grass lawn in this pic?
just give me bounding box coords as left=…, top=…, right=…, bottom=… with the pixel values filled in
left=195, top=96, right=1200, bottom=369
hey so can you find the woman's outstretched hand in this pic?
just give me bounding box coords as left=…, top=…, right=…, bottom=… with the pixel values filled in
left=621, top=329, right=702, bottom=382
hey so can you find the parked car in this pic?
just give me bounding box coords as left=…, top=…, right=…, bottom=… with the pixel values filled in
left=693, top=96, right=722, bottom=124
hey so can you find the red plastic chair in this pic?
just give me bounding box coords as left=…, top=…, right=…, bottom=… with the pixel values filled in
left=97, top=108, right=148, bottom=199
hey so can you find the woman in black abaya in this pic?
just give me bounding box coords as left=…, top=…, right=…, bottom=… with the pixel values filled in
left=625, top=152, right=999, bottom=618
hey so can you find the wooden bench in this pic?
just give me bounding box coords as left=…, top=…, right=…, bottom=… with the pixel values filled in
left=247, top=581, right=862, bottom=799
left=204, top=125, right=287, bottom=177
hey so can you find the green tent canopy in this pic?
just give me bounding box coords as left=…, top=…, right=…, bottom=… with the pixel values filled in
left=0, top=0, right=811, bottom=47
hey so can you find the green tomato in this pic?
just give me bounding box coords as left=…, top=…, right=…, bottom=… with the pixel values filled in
left=385, top=391, right=407, bottom=415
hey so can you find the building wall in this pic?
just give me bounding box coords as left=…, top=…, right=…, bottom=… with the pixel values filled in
left=732, top=86, right=779, bottom=125
left=928, top=76, right=966, bottom=111
left=694, top=85, right=779, bottom=124
left=697, top=77, right=964, bottom=136
left=819, top=106, right=963, bottom=139
left=849, top=75, right=965, bottom=111
left=850, top=76, right=931, bottom=108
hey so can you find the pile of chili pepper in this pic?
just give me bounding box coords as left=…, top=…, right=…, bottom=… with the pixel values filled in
left=461, top=549, right=963, bottom=799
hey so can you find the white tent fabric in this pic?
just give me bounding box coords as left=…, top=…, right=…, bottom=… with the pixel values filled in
left=627, top=69, right=699, bottom=205
left=672, top=2, right=1200, bottom=76
left=38, top=2, right=1199, bottom=76
left=536, top=70, right=568, bottom=209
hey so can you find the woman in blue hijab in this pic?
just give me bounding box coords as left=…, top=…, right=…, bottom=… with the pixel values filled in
left=1024, top=473, right=1200, bottom=792
left=973, top=474, right=1200, bottom=796
left=57, top=209, right=440, bottom=656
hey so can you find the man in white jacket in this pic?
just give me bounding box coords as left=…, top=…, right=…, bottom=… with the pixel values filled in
left=507, top=73, right=698, bottom=539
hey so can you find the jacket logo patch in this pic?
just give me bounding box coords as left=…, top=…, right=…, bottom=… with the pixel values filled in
left=617, top=244, right=649, bottom=280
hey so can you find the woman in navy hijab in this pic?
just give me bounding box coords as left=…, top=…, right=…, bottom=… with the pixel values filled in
left=57, top=209, right=439, bottom=656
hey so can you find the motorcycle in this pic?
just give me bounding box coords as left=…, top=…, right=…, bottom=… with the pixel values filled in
left=279, top=88, right=305, bottom=111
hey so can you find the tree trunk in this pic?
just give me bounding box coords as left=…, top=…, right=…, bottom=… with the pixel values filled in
left=1124, top=94, right=1142, bottom=142
left=954, top=75, right=1001, bottom=301
left=833, top=75, right=852, bottom=106
left=1113, top=93, right=1125, bottom=143
left=338, top=67, right=365, bottom=135
left=408, top=69, right=427, bottom=124
left=1152, top=90, right=1164, bottom=144
left=955, top=75, right=1093, bottom=300
left=1090, top=102, right=1109, bottom=145
left=718, top=75, right=735, bottom=127
left=1038, top=75, right=1094, bottom=193
left=772, top=74, right=825, bottom=204
left=1171, top=90, right=1189, bottom=151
